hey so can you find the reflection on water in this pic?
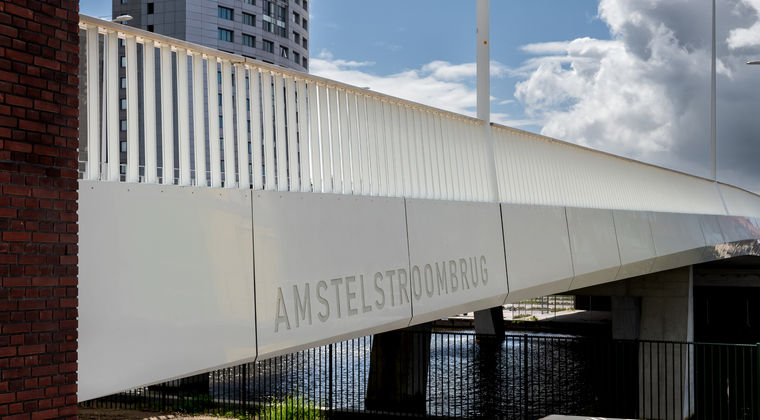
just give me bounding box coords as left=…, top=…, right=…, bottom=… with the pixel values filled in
left=209, top=331, right=623, bottom=419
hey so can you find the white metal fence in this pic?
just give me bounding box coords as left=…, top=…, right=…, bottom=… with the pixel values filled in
left=78, top=15, right=760, bottom=217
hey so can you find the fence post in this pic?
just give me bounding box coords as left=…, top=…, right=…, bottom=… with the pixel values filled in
left=329, top=343, right=334, bottom=414
left=523, top=334, right=529, bottom=419
left=756, top=343, right=760, bottom=419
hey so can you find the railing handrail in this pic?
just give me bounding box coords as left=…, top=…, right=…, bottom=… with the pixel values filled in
left=492, top=122, right=760, bottom=200
left=78, top=14, right=482, bottom=124
left=78, top=13, right=760, bottom=216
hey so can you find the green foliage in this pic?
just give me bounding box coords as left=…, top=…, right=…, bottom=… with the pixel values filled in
left=261, top=394, right=324, bottom=420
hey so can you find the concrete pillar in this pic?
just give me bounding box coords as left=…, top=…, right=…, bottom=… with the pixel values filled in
left=474, top=306, right=504, bottom=336
left=365, top=323, right=432, bottom=415
left=575, top=266, right=695, bottom=419
left=611, top=296, right=641, bottom=340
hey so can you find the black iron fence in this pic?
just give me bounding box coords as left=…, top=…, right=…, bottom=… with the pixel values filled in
left=80, top=331, right=759, bottom=419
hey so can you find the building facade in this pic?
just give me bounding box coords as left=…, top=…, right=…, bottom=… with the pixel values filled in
left=113, top=0, right=309, bottom=72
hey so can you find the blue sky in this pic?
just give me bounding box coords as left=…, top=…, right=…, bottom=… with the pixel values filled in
left=79, top=0, right=760, bottom=192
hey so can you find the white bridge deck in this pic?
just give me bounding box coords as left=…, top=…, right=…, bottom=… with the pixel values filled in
left=77, top=15, right=760, bottom=400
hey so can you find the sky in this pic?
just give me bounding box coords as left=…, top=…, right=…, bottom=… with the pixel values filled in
left=80, top=0, right=760, bottom=193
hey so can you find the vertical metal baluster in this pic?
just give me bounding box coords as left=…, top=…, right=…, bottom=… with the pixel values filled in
left=105, top=31, right=119, bottom=181
left=338, top=89, right=351, bottom=194
left=307, top=82, right=322, bottom=192
left=296, top=80, right=311, bottom=192
left=261, top=71, right=275, bottom=190
left=318, top=84, right=332, bottom=193
left=348, top=92, right=361, bottom=195
left=249, top=67, right=263, bottom=190
left=234, top=64, right=250, bottom=189
left=125, top=36, right=139, bottom=183
left=159, top=44, right=174, bottom=184
left=357, top=95, right=370, bottom=195
left=285, top=77, right=299, bottom=191
left=207, top=58, right=222, bottom=188
left=191, top=53, right=206, bottom=187
left=221, top=61, right=236, bottom=188
left=85, top=26, right=100, bottom=180
left=274, top=74, right=287, bottom=192
left=176, top=48, right=191, bottom=186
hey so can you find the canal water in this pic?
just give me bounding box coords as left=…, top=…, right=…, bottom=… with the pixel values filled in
left=209, top=330, right=630, bottom=418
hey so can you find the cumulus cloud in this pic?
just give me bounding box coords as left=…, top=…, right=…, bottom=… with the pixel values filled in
left=310, top=54, right=514, bottom=123
left=513, top=0, right=760, bottom=192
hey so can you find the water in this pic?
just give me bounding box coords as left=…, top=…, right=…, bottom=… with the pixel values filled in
left=207, top=330, right=620, bottom=418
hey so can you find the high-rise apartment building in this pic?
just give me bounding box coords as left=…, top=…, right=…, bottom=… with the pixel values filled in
left=113, top=0, right=309, bottom=71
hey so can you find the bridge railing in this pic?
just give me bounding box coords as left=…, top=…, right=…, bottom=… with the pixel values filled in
left=79, top=15, right=760, bottom=217
left=78, top=15, right=494, bottom=202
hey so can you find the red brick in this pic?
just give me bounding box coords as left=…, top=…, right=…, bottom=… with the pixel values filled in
left=3, top=231, right=30, bottom=242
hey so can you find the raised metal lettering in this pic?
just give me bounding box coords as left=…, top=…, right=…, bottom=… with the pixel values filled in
left=360, top=274, right=372, bottom=313
left=345, top=275, right=358, bottom=316
left=330, top=277, right=344, bottom=318
left=411, top=265, right=423, bottom=301
left=374, top=271, right=385, bottom=310
left=424, top=264, right=434, bottom=297
left=436, top=262, right=448, bottom=295
left=398, top=267, right=410, bottom=305
left=274, top=287, right=291, bottom=332
left=293, top=283, right=311, bottom=327
left=459, top=258, right=470, bottom=290
left=480, top=255, right=488, bottom=285
left=385, top=270, right=396, bottom=307
left=316, top=280, right=329, bottom=322
left=449, top=260, right=459, bottom=292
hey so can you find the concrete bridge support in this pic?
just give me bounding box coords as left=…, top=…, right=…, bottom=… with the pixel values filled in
left=474, top=306, right=505, bottom=337
left=365, top=323, right=432, bottom=414
left=576, top=266, right=695, bottom=419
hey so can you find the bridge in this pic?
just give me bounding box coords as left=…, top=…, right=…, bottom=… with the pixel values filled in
left=77, top=14, right=760, bottom=410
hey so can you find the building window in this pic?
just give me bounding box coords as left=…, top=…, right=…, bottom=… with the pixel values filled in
left=121, top=0, right=127, bottom=3
left=147, top=2, right=154, bottom=14
left=303, top=0, right=308, bottom=10
left=120, top=56, right=126, bottom=67
left=264, top=1, right=274, bottom=16
left=120, top=165, right=126, bottom=175
left=120, top=77, right=126, bottom=89
left=280, top=46, right=288, bottom=58
left=120, top=120, right=127, bottom=131
left=302, top=57, right=307, bottom=69
left=218, top=93, right=222, bottom=107
left=242, top=34, right=255, bottom=48
left=120, top=141, right=127, bottom=152
left=302, top=37, right=307, bottom=49
left=243, top=12, right=255, bottom=26
left=295, top=0, right=300, bottom=5
left=293, top=31, right=300, bottom=44
left=263, top=20, right=273, bottom=33
left=147, top=24, right=154, bottom=32
left=219, top=116, right=224, bottom=130
left=262, top=39, right=274, bottom=53
left=246, top=98, right=250, bottom=111
left=293, top=51, right=300, bottom=64
left=244, top=0, right=255, bottom=4
left=218, top=28, right=233, bottom=42
left=302, top=18, right=307, bottom=30
left=293, top=12, right=300, bottom=25
left=277, top=5, right=287, bottom=20
left=218, top=6, right=233, bottom=20
left=120, top=98, right=127, bottom=110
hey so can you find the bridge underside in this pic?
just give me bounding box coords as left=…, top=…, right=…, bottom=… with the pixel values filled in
left=78, top=181, right=760, bottom=400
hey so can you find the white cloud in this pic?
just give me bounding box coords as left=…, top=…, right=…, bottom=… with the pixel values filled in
left=512, top=0, right=760, bottom=192
left=310, top=53, right=511, bottom=118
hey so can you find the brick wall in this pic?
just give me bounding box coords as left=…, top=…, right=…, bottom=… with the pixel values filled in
left=0, top=1, right=80, bottom=419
